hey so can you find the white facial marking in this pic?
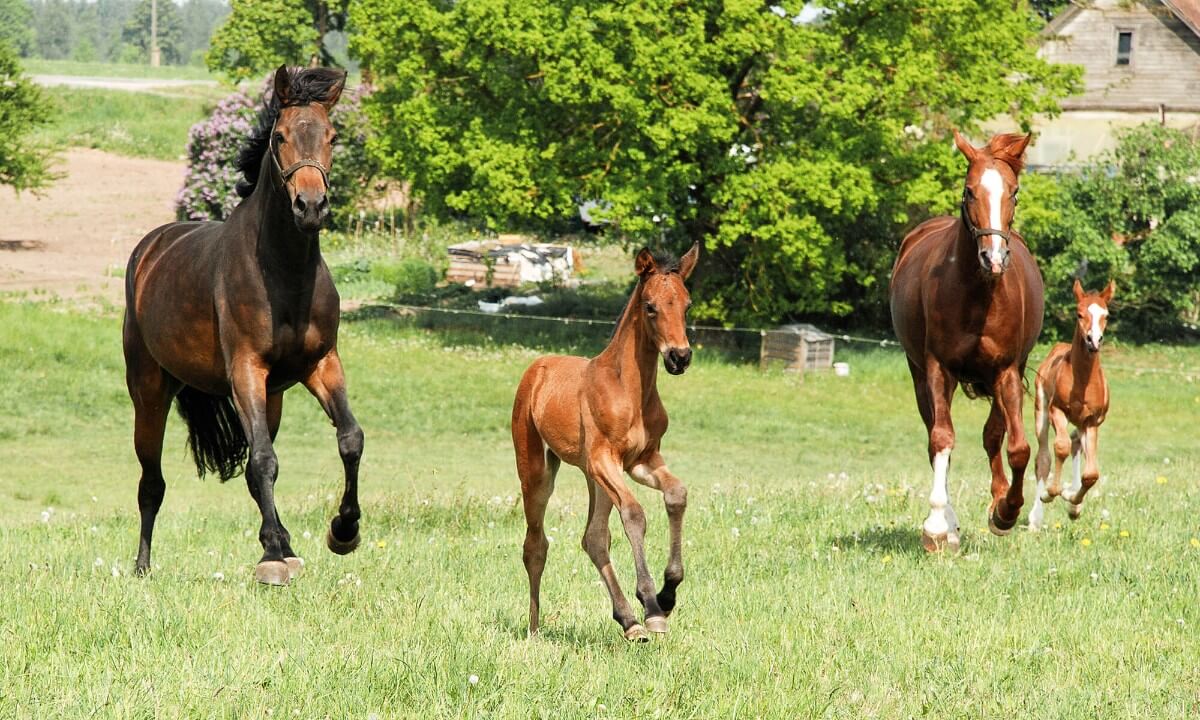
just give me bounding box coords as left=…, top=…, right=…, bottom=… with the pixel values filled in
left=980, top=168, right=1006, bottom=271
left=1087, top=303, right=1107, bottom=347
left=924, top=448, right=955, bottom=537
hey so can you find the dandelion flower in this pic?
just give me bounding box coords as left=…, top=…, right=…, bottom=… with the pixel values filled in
left=1053, top=522, right=1062, bottom=530
left=1100, top=523, right=1110, bottom=531
left=1190, top=538, right=1200, bottom=549
left=376, top=540, right=386, bottom=549
left=1080, top=538, right=1092, bottom=547
left=1156, top=476, right=1168, bottom=485
left=881, top=555, right=892, bottom=564
left=1119, top=530, right=1130, bottom=538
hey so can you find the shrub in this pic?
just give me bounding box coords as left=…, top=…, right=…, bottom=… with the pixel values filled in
left=383, top=258, right=440, bottom=300
left=176, top=76, right=378, bottom=227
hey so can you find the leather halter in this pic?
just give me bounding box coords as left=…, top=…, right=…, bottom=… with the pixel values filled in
left=960, top=189, right=1011, bottom=242
left=268, top=117, right=330, bottom=191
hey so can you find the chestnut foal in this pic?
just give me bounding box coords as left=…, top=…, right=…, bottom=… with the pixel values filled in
left=1029, top=280, right=1115, bottom=530
left=512, top=244, right=698, bottom=642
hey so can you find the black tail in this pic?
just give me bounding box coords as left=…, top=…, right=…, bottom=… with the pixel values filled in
left=175, top=387, right=248, bottom=482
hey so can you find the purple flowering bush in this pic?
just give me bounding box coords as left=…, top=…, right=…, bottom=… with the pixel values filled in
left=176, top=79, right=378, bottom=226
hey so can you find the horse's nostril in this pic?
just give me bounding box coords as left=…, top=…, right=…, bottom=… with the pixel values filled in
left=293, top=196, right=308, bottom=215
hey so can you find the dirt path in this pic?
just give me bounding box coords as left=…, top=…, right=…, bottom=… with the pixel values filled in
left=0, top=148, right=184, bottom=303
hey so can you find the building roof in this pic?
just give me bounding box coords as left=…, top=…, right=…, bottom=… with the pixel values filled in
left=1046, top=0, right=1200, bottom=38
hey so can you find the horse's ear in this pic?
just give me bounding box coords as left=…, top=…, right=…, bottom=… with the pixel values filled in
left=953, top=130, right=978, bottom=161
left=635, top=248, right=656, bottom=277
left=273, top=65, right=291, bottom=106
left=321, top=71, right=347, bottom=112
left=1073, top=277, right=1084, bottom=301
left=990, top=133, right=1032, bottom=171
left=678, top=242, right=699, bottom=280
left=1102, top=279, right=1116, bottom=303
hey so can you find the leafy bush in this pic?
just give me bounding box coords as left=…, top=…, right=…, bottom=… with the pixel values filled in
left=176, top=77, right=377, bottom=226
left=382, top=258, right=440, bottom=300
left=1019, top=124, right=1200, bottom=340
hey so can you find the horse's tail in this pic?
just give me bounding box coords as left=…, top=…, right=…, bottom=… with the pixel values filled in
left=175, top=387, right=248, bottom=482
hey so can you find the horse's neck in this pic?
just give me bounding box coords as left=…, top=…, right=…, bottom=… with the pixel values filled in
left=597, top=283, right=658, bottom=403
left=248, top=161, right=321, bottom=278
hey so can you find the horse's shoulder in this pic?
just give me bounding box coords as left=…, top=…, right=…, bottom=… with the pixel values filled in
left=896, top=215, right=957, bottom=267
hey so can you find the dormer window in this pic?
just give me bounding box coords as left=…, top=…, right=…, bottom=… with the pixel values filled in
left=1116, top=30, right=1133, bottom=65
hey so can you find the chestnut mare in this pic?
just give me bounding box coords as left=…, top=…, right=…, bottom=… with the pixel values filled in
left=123, top=67, right=364, bottom=585
left=512, top=244, right=698, bottom=642
left=1028, top=280, right=1115, bottom=530
left=890, top=131, right=1044, bottom=551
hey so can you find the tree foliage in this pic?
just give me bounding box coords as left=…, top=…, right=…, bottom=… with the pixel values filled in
left=0, top=0, right=35, bottom=56
left=1019, top=124, right=1200, bottom=340
left=207, top=0, right=347, bottom=81
left=352, top=0, right=1079, bottom=325
left=0, top=41, right=57, bottom=192
left=122, top=0, right=184, bottom=64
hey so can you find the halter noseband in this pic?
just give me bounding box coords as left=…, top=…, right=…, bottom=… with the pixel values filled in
left=268, top=118, right=330, bottom=191
left=960, top=189, right=1011, bottom=242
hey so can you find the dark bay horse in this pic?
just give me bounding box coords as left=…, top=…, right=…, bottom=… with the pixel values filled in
left=890, top=131, right=1044, bottom=552
left=512, top=244, right=698, bottom=642
left=123, top=66, right=363, bottom=585
left=1029, top=280, right=1114, bottom=530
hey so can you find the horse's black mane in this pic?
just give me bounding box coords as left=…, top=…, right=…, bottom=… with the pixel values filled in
left=610, top=249, right=681, bottom=339
left=235, top=67, right=345, bottom=198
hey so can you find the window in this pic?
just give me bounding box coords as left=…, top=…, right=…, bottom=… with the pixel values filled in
left=1116, top=30, right=1133, bottom=65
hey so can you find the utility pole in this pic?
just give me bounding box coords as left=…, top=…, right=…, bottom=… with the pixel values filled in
left=149, top=0, right=161, bottom=67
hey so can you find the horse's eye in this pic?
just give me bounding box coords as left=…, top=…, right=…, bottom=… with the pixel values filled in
left=645, top=303, right=657, bottom=316
left=274, top=132, right=285, bottom=145
left=330, top=134, right=339, bottom=146
left=1012, top=188, right=1020, bottom=204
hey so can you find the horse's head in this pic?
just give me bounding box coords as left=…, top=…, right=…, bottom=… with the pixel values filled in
left=954, top=131, right=1032, bottom=277
left=1074, top=278, right=1115, bottom=352
left=270, top=65, right=346, bottom=233
left=634, top=243, right=700, bottom=375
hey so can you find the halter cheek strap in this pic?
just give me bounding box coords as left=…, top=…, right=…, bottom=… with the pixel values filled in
left=960, top=190, right=1011, bottom=242
left=268, top=119, right=330, bottom=191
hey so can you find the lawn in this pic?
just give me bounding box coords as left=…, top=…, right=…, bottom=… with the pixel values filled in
left=21, top=58, right=218, bottom=82
left=31, top=85, right=225, bottom=162
left=0, top=300, right=1197, bottom=718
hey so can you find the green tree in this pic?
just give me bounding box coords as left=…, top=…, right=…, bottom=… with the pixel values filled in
left=0, top=40, right=57, bottom=192
left=351, top=0, right=1079, bottom=325
left=122, top=0, right=184, bottom=64
left=207, top=0, right=347, bottom=81
left=1020, top=125, right=1200, bottom=339
left=0, top=0, right=35, bottom=56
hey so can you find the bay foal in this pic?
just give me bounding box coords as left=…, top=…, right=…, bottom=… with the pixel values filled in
left=1029, top=280, right=1115, bottom=530
left=512, top=244, right=698, bottom=641
left=123, top=67, right=363, bottom=585
left=891, top=131, right=1044, bottom=551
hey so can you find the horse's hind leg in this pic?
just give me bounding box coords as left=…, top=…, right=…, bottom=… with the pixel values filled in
left=1029, top=385, right=1051, bottom=531
left=303, top=351, right=365, bottom=557
left=124, top=317, right=176, bottom=576
left=514, top=414, right=557, bottom=636
left=581, top=475, right=643, bottom=641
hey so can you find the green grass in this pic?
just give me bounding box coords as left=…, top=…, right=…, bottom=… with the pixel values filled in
left=32, top=85, right=224, bottom=161
left=21, top=58, right=218, bottom=82
left=1, top=301, right=1198, bottom=717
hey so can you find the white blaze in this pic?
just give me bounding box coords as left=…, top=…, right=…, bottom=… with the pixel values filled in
left=980, top=168, right=1006, bottom=271
left=1087, top=303, right=1108, bottom=347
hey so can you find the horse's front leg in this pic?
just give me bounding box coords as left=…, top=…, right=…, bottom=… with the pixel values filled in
left=302, top=350, right=364, bottom=555
left=1064, top=425, right=1099, bottom=519
left=989, top=367, right=1030, bottom=534
left=229, top=357, right=291, bottom=585
left=630, top=453, right=688, bottom=623
left=920, top=359, right=959, bottom=552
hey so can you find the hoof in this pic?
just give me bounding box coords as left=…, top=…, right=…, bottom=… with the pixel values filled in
left=921, top=529, right=960, bottom=553
left=988, top=514, right=1014, bottom=537
left=254, top=560, right=291, bottom=586
left=623, top=624, right=650, bottom=643
left=1038, top=492, right=1055, bottom=504
left=644, top=616, right=669, bottom=634
left=284, top=556, right=304, bottom=580
left=1066, top=502, right=1082, bottom=520
left=326, top=527, right=361, bottom=555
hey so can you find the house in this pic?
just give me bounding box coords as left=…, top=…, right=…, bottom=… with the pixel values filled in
left=1027, top=0, right=1200, bottom=166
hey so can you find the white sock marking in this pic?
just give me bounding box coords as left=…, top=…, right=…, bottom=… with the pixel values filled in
left=924, top=448, right=955, bottom=537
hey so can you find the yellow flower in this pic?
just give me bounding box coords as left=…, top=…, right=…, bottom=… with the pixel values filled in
left=1156, top=476, right=1168, bottom=485
left=376, top=540, right=387, bottom=549
left=881, top=555, right=892, bottom=564
left=1119, top=530, right=1130, bottom=538
left=1191, top=538, right=1200, bottom=549
left=1080, top=538, right=1092, bottom=547
left=1100, top=523, right=1111, bottom=531
left=1053, top=522, right=1062, bottom=530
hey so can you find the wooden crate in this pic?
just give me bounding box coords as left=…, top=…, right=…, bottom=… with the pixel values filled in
left=759, top=324, right=835, bottom=372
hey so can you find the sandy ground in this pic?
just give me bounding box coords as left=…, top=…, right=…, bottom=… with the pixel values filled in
left=0, top=148, right=184, bottom=303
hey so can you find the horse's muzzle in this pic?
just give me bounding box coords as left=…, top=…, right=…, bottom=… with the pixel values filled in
left=663, top=347, right=692, bottom=375
left=978, top=247, right=1011, bottom=275
left=293, top=190, right=330, bottom=232
left=1085, top=334, right=1103, bottom=352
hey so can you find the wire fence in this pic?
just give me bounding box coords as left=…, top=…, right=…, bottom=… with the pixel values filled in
left=359, top=301, right=1200, bottom=379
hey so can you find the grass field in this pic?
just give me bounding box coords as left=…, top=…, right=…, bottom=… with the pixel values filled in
left=31, top=85, right=225, bottom=161
left=21, top=59, right=218, bottom=82
left=1, top=300, right=1198, bottom=718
